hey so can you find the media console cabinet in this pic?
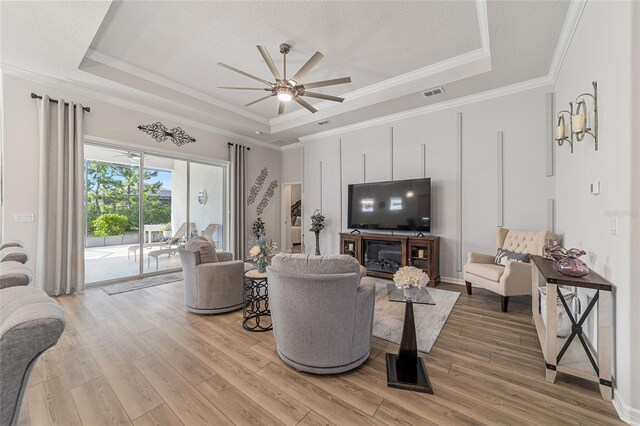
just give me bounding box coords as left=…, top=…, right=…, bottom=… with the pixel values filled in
left=339, top=233, right=440, bottom=286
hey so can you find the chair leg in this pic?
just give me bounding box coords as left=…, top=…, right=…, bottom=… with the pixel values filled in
left=465, top=281, right=472, bottom=295
left=501, top=296, right=509, bottom=312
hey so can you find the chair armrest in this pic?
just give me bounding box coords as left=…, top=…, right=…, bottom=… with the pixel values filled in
left=467, top=252, right=495, bottom=264
left=353, top=276, right=376, bottom=351
left=0, top=240, right=22, bottom=250
left=0, top=261, right=33, bottom=288
left=216, top=252, right=233, bottom=262
left=500, top=261, right=533, bottom=296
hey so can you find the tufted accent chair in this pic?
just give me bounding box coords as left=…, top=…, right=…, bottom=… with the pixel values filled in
left=464, top=227, right=557, bottom=312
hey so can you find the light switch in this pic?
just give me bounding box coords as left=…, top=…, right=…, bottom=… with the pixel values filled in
left=14, top=214, right=35, bottom=223
left=590, top=180, right=600, bottom=195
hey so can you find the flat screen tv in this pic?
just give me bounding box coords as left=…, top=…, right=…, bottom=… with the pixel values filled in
left=348, top=178, right=431, bottom=232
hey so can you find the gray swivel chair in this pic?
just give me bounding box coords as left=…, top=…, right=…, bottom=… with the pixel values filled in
left=267, top=254, right=376, bottom=374
left=0, top=286, right=65, bottom=426
left=0, top=262, right=33, bottom=289
left=179, top=237, right=255, bottom=314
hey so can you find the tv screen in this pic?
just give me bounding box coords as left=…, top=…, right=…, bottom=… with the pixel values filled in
left=348, top=178, right=431, bottom=232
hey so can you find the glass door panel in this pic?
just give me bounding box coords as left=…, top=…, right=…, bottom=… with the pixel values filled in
left=189, top=162, right=226, bottom=250
left=84, top=145, right=141, bottom=284
left=143, top=155, right=187, bottom=274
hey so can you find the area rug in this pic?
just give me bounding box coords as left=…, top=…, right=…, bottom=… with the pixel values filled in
left=101, top=272, right=183, bottom=295
left=372, top=279, right=460, bottom=353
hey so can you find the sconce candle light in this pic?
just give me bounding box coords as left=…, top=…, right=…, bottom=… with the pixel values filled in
left=555, top=102, right=574, bottom=153
left=556, top=81, right=598, bottom=153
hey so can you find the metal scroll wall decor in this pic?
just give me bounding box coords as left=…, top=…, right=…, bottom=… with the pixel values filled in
left=248, top=167, right=268, bottom=205
left=137, top=122, right=196, bottom=147
left=555, top=81, right=599, bottom=153
left=256, top=180, right=278, bottom=216
left=248, top=167, right=278, bottom=216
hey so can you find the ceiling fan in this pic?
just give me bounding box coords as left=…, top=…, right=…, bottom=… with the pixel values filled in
left=217, top=43, right=352, bottom=115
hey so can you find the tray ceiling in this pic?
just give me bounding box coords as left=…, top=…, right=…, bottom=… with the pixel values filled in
left=1, top=1, right=571, bottom=147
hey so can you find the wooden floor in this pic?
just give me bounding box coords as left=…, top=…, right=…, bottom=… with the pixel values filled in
left=17, top=280, right=622, bottom=426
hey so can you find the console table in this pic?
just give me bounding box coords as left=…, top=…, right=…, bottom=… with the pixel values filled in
left=531, top=255, right=613, bottom=400
left=339, top=233, right=440, bottom=286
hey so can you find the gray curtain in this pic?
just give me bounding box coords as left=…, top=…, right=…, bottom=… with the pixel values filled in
left=35, top=96, right=85, bottom=295
left=229, top=143, right=247, bottom=260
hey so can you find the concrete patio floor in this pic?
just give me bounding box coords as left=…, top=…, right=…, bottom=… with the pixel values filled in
left=85, top=244, right=182, bottom=284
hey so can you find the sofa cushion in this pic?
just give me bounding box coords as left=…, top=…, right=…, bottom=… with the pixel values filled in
left=271, top=253, right=361, bottom=275
left=465, top=263, right=505, bottom=282
left=494, top=248, right=530, bottom=266
left=184, top=237, right=218, bottom=264
left=0, top=247, right=28, bottom=264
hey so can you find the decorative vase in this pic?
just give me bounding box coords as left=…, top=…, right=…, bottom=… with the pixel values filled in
left=556, top=248, right=589, bottom=277
left=403, top=286, right=418, bottom=300
left=257, top=257, right=267, bottom=273
left=557, top=256, right=589, bottom=277
left=314, top=231, right=321, bottom=256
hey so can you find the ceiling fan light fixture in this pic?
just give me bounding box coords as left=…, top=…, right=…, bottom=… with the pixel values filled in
left=277, top=87, right=294, bottom=102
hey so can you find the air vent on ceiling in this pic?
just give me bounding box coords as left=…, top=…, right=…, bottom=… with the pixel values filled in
left=269, top=139, right=290, bottom=147
left=422, top=87, right=444, bottom=98
left=316, top=119, right=332, bottom=126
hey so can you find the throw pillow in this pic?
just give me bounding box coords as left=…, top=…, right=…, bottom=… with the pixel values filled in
left=494, top=248, right=530, bottom=266
left=185, top=236, right=218, bottom=264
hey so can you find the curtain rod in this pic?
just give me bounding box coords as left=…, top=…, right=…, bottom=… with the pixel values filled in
left=227, top=142, right=250, bottom=151
left=31, top=93, right=91, bottom=113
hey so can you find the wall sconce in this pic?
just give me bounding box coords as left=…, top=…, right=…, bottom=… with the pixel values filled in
left=556, top=102, right=574, bottom=153
left=572, top=81, right=598, bottom=151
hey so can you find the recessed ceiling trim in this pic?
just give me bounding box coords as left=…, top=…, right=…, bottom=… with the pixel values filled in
left=270, top=48, right=492, bottom=133
left=84, top=49, right=270, bottom=125
left=1, top=64, right=281, bottom=151
left=298, top=75, right=553, bottom=143
left=547, top=0, right=587, bottom=82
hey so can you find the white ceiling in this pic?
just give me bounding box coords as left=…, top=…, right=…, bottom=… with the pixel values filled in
left=1, top=1, right=570, bottom=147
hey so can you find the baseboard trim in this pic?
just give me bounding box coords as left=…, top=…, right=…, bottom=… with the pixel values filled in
left=613, top=389, right=640, bottom=425
left=441, top=276, right=465, bottom=286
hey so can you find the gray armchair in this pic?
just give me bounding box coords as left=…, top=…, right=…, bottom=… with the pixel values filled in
left=179, top=248, right=253, bottom=314
left=1, top=286, right=65, bottom=426
left=0, top=262, right=33, bottom=289
left=267, top=254, right=376, bottom=374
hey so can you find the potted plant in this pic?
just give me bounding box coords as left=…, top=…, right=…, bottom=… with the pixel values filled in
left=249, top=233, right=277, bottom=273
left=161, top=223, right=172, bottom=238
left=393, top=266, right=429, bottom=300
left=309, top=209, right=326, bottom=256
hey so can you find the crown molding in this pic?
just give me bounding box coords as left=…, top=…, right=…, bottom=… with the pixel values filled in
left=548, top=0, right=587, bottom=83
left=1, top=64, right=282, bottom=151
left=299, top=75, right=553, bottom=143
left=84, top=49, right=269, bottom=125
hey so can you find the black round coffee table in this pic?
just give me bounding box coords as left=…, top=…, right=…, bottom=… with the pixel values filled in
left=243, top=270, right=272, bottom=332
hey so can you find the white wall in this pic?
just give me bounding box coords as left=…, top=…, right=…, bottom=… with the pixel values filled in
left=554, top=1, right=639, bottom=420
left=281, top=146, right=302, bottom=184
left=1, top=73, right=281, bottom=267
left=302, top=85, right=555, bottom=281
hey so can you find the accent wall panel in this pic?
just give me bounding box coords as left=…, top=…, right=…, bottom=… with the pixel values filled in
left=302, top=138, right=341, bottom=255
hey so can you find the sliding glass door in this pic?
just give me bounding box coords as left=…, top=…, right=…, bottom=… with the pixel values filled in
left=84, top=143, right=227, bottom=285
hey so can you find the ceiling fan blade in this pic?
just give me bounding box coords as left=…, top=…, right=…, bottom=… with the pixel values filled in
left=244, top=94, right=274, bottom=107
left=257, top=46, right=282, bottom=81
left=301, top=91, right=345, bottom=103
left=278, top=101, right=286, bottom=115
left=216, top=62, right=273, bottom=86
left=298, top=77, right=351, bottom=90
left=218, top=86, right=272, bottom=90
left=291, top=51, right=324, bottom=82
left=294, top=97, right=318, bottom=113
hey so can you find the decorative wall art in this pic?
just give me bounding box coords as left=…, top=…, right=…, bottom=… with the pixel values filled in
left=137, top=122, right=196, bottom=146
left=197, top=190, right=207, bottom=205
left=248, top=167, right=268, bottom=205
left=256, top=180, right=278, bottom=216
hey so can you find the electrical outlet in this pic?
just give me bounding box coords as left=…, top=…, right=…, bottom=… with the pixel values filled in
left=14, top=213, right=35, bottom=223
left=610, top=217, right=619, bottom=236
